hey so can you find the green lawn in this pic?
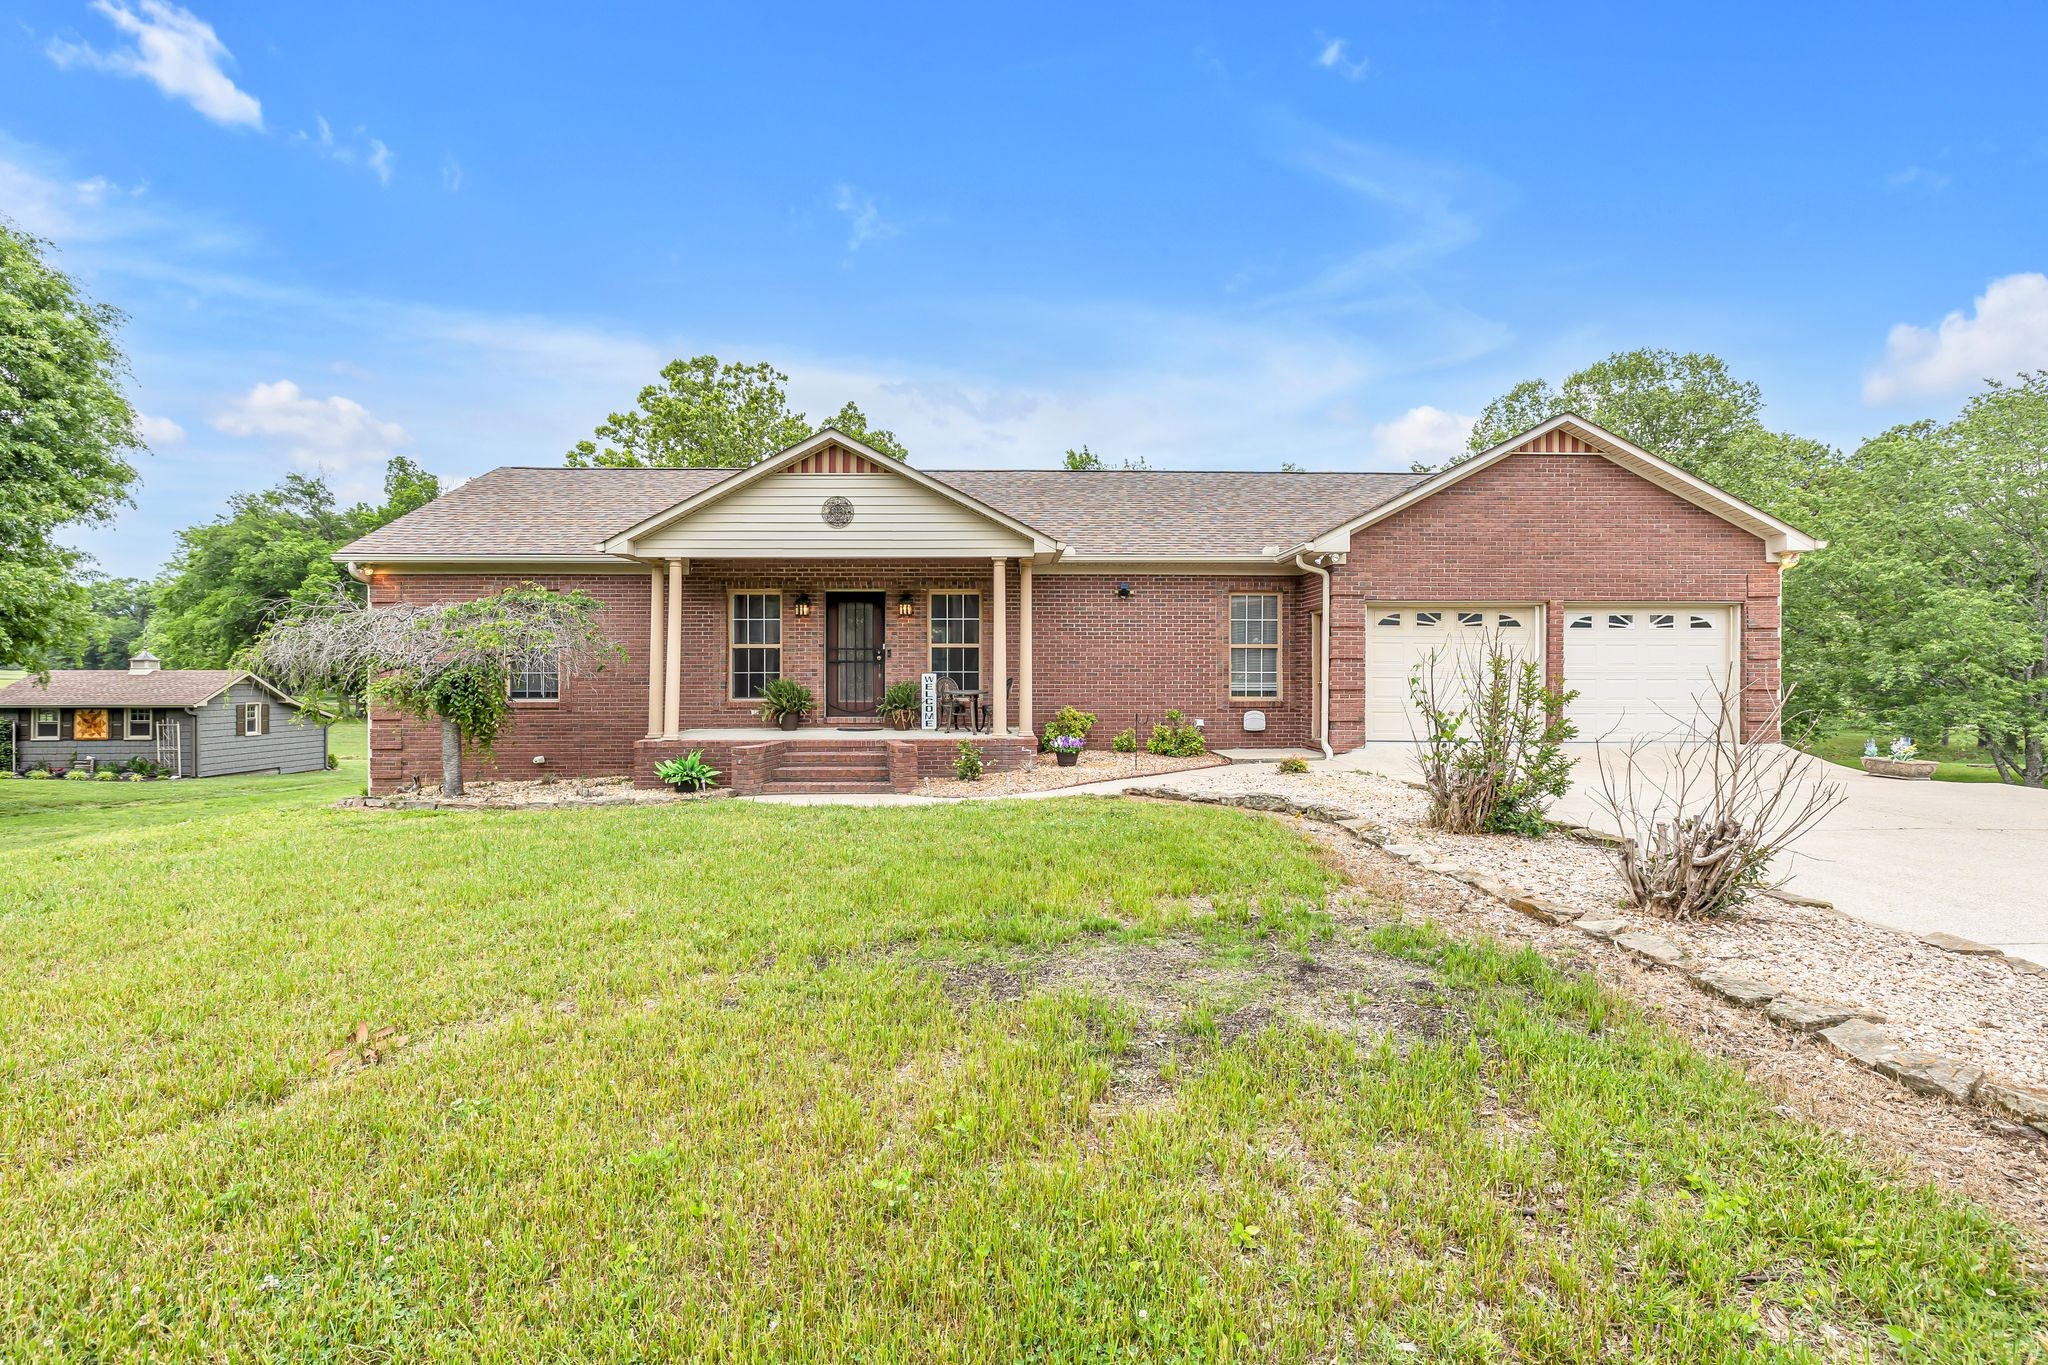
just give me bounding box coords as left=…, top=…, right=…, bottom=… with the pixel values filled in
left=0, top=766, right=2040, bottom=1359
left=1799, top=731, right=2014, bottom=784
left=0, top=721, right=363, bottom=853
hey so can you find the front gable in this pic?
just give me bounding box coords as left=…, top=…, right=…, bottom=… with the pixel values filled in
left=1302, top=414, right=1823, bottom=560
left=602, top=429, right=1057, bottom=560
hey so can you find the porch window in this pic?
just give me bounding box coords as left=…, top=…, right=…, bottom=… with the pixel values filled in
left=1230, top=593, right=1281, bottom=699
left=929, top=592, right=982, bottom=692
left=126, top=708, right=152, bottom=740
left=729, top=592, right=782, bottom=700
left=34, top=709, right=58, bottom=741
left=509, top=653, right=560, bottom=701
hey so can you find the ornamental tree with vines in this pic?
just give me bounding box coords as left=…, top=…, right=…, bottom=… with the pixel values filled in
left=244, top=583, right=619, bottom=795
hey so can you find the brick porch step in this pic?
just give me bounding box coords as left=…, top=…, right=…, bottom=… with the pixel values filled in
left=770, top=746, right=892, bottom=767
left=769, top=762, right=891, bottom=783
left=758, top=778, right=897, bottom=796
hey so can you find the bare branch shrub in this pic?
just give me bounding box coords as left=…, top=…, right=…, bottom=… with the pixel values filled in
left=1409, top=630, right=1577, bottom=836
left=1591, top=675, right=1844, bottom=920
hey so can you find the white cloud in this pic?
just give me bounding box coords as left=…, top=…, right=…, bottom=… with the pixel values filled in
left=48, top=0, right=262, bottom=129
left=1367, top=405, right=1474, bottom=468
left=297, top=116, right=394, bottom=186
left=440, top=153, right=463, bottom=193
left=211, top=380, right=409, bottom=495
left=832, top=183, right=901, bottom=252
left=135, top=412, right=185, bottom=445
left=1313, top=34, right=1368, bottom=81
left=1864, top=273, right=2048, bottom=404
left=1883, top=165, right=1949, bottom=193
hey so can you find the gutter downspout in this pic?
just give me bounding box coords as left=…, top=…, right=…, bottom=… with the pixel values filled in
left=1293, top=554, right=1335, bottom=760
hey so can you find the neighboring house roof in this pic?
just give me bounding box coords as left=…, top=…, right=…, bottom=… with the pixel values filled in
left=0, top=670, right=297, bottom=709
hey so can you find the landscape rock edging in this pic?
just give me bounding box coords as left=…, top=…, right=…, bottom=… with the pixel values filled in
left=1128, top=782, right=2047, bottom=1139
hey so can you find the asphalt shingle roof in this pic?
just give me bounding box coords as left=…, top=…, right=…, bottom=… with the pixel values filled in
left=0, top=670, right=250, bottom=708
left=334, top=464, right=1431, bottom=560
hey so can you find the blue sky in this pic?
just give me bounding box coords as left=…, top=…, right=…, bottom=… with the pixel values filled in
left=7, top=2, right=2048, bottom=578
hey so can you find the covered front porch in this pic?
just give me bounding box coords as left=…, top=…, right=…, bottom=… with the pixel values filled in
left=632, top=727, right=1039, bottom=795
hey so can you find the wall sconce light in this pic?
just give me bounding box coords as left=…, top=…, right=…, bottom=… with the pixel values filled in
left=1115, top=581, right=1133, bottom=599
left=897, top=591, right=916, bottom=618
left=792, top=593, right=812, bottom=618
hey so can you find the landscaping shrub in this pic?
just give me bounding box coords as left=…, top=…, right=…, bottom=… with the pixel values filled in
left=1276, top=756, right=1310, bottom=774
left=1038, top=705, right=1096, bottom=751
left=952, top=740, right=985, bottom=781
left=757, top=678, right=815, bottom=725
left=1409, top=639, right=1575, bottom=836
left=1111, top=728, right=1137, bottom=754
left=93, top=770, right=117, bottom=782
left=653, top=750, right=721, bottom=792
left=1147, top=710, right=1205, bottom=758
left=25, top=770, right=53, bottom=780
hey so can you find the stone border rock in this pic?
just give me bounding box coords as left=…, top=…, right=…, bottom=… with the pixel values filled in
left=1131, top=783, right=2048, bottom=1139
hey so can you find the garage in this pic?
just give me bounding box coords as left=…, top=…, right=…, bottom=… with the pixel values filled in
left=1562, top=606, right=1737, bottom=741
left=1364, top=605, right=1540, bottom=741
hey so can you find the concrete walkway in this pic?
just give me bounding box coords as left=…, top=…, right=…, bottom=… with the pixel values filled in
left=1330, top=744, right=2048, bottom=959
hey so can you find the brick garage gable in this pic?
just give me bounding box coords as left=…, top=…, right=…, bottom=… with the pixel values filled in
left=1328, top=447, right=1781, bottom=747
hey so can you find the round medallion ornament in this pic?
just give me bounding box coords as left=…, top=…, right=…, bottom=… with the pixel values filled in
left=821, top=496, right=855, bottom=528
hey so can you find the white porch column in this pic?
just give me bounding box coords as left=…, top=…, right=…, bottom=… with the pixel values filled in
left=663, top=558, right=685, bottom=736
left=1017, top=559, right=1034, bottom=737
left=646, top=564, right=666, bottom=737
left=991, top=557, right=1009, bottom=736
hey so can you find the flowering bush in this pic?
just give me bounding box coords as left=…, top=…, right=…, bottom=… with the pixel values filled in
left=1888, top=736, right=1919, bottom=761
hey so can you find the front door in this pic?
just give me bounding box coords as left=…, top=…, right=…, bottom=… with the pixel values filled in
left=825, top=592, right=887, bottom=716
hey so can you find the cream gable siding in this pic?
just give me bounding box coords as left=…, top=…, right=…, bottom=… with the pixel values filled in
left=633, top=470, right=1034, bottom=558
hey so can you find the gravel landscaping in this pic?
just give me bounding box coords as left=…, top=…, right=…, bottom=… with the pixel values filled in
left=919, top=749, right=1222, bottom=797
left=1134, top=762, right=2048, bottom=1097
left=339, top=776, right=728, bottom=810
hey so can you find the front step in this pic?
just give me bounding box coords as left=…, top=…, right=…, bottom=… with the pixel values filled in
left=771, top=747, right=891, bottom=767
left=758, top=778, right=896, bottom=796
left=769, top=762, right=890, bottom=783
left=757, top=739, right=897, bottom=795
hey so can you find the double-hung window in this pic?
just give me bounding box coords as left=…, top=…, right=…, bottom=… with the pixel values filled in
left=929, top=592, right=982, bottom=692
left=126, top=708, right=152, bottom=740
left=241, top=702, right=269, bottom=736
left=508, top=653, right=560, bottom=701
left=1230, top=593, right=1281, bottom=699
left=729, top=592, right=782, bottom=700
left=33, top=709, right=59, bottom=741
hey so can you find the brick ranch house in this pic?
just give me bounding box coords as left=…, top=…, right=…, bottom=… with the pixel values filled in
left=335, top=413, right=1821, bottom=796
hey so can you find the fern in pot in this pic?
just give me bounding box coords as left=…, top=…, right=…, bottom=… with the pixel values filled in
left=881, top=680, right=920, bottom=731
left=758, top=679, right=814, bottom=731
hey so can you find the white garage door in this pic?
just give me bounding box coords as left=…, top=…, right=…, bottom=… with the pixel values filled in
left=1563, top=606, right=1736, bottom=741
left=1365, top=605, right=1540, bottom=741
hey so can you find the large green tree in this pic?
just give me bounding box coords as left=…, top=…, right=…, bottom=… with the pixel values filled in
left=1787, top=377, right=2048, bottom=784
left=0, top=224, right=142, bottom=670
left=148, top=456, right=441, bottom=668
left=57, top=574, right=152, bottom=669
left=565, top=355, right=908, bottom=467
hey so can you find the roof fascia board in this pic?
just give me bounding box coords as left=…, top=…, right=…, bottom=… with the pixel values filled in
left=597, top=428, right=1060, bottom=555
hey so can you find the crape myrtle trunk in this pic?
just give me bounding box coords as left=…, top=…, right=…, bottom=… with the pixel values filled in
left=440, top=716, right=464, bottom=796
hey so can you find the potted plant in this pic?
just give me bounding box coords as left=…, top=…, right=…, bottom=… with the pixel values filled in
left=881, top=680, right=920, bottom=731
left=1862, top=735, right=1937, bottom=780
left=1050, top=734, right=1084, bottom=767
left=758, top=679, right=815, bottom=731
left=653, top=750, right=721, bottom=792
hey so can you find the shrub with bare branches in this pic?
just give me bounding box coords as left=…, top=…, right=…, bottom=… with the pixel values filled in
left=1590, top=676, right=1843, bottom=920
left=1409, top=633, right=1577, bottom=836
left=244, top=583, right=620, bottom=795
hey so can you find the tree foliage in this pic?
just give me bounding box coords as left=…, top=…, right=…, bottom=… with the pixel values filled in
left=565, top=355, right=907, bottom=468
left=57, top=574, right=151, bottom=669
left=0, top=223, right=142, bottom=670
left=245, top=582, right=620, bottom=795
left=1062, top=445, right=1150, bottom=470
left=149, top=456, right=441, bottom=669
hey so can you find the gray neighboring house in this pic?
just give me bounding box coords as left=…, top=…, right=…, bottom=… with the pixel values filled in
left=0, top=652, right=328, bottom=778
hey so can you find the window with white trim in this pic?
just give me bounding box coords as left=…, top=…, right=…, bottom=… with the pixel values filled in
left=1376, top=612, right=1402, bottom=627
left=729, top=592, right=782, bottom=700
left=1690, top=614, right=1716, bottom=630
left=33, top=709, right=58, bottom=740
left=1456, top=611, right=1484, bottom=628
left=1568, top=614, right=1593, bottom=630
left=1497, top=614, right=1522, bottom=629
left=1414, top=611, right=1442, bottom=627
left=126, top=708, right=152, bottom=740
left=1230, top=593, right=1281, bottom=699
left=1607, top=613, right=1636, bottom=629
left=929, top=592, right=982, bottom=692
left=240, top=702, right=268, bottom=736
left=509, top=653, right=560, bottom=701
left=1650, top=612, right=1676, bottom=630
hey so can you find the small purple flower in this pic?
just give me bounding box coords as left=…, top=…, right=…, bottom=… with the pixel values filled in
left=1051, top=735, right=1085, bottom=751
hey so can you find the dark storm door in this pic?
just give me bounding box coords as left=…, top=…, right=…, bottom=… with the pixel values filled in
left=825, top=592, right=886, bottom=715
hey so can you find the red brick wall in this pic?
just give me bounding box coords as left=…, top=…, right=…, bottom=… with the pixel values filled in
left=366, top=569, right=654, bottom=792
left=1330, top=449, right=1781, bottom=746
left=1029, top=573, right=1314, bottom=747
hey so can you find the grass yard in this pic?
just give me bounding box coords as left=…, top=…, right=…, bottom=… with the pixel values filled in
left=0, top=762, right=2042, bottom=1359
left=1801, top=731, right=2013, bottom=784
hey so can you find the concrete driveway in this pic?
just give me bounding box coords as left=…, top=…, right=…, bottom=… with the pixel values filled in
left=1332, top=744, right=2048, bottom=959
